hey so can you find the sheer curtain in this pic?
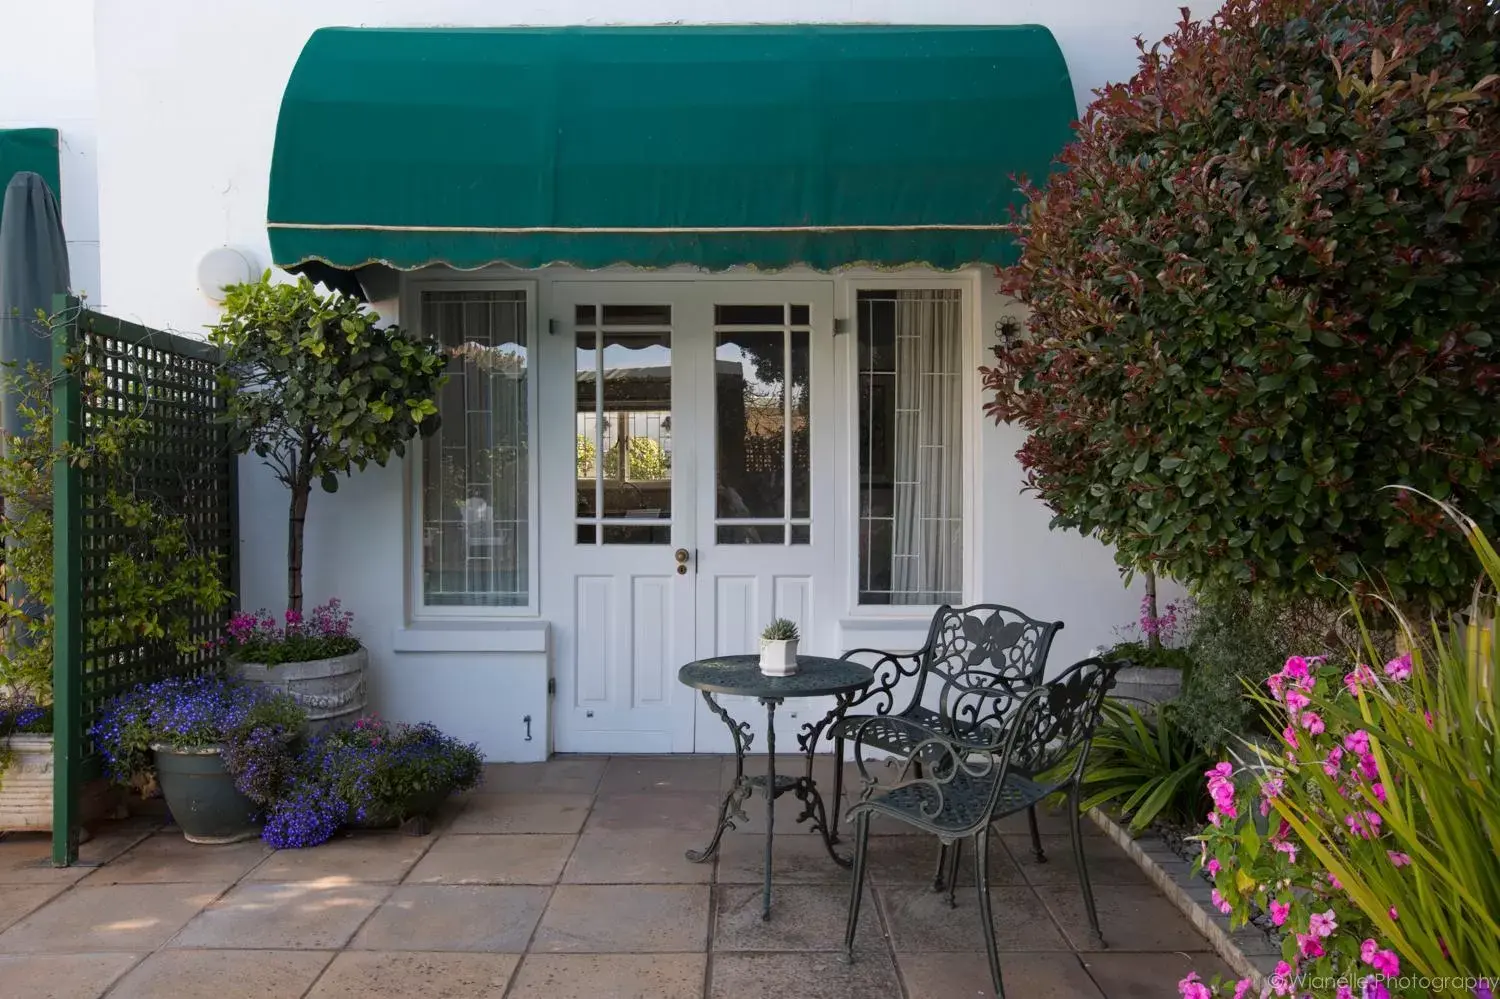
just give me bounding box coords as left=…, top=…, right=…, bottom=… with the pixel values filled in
left=891, top=290, right=963, bottom=604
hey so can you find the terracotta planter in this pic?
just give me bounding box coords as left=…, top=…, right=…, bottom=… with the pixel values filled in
left=231, top=647, right=368, bottom=733
left=0, top=734, right=55, bottom=833
left=152, top=744, right=260, bottom=844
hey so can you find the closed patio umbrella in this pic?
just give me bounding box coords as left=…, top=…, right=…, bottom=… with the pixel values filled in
left=0, top=171, right=70, bottom=442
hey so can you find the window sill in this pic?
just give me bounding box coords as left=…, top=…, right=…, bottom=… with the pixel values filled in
left=393, top=621, right=549, bottom=654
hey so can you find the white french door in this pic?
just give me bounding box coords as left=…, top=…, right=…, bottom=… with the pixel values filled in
left=545, top=281, right=835, bottom=753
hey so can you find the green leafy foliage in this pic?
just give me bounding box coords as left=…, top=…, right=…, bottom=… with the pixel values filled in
left=0, top=363, right=229, bottom=706
left=981, top=0, right=1500, bottom=610
left=603, top=436, right=669, bottom=480
left=1103, top=640, right=1195, bottom=676
left=209, top=275, right=447, bottom=611
left=1081, top=700, right=1214, bottom=832
left=761, top=618, right=800, bottom=641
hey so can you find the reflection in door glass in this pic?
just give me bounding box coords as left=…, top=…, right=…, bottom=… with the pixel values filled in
left=713, top=305, right=811, bottom=545
left=576, top=312, right=673, bottom=545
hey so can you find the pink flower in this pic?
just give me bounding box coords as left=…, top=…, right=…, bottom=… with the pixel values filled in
left=1297, top=933, right=1325, bottom=958
left=1359, top=753, right=1381, bottom=780
left=1274, top=840, right=1298, bottom=864
left=1283, top=656, right=1311, bottom=682
left=1388, top=851, right=1411, bottom=867
left=1343, top=664, right=1375, bottom=695
left=1323, top=745, right=1344, bottom=777
left=1179, top=972, right=1212, bottom=999
left=1361, top=939, right=1378, bottom=963
left=1272, top=961, right=1296, bottom=996
left=1301, top=711, right=1325, bottom=735
left=1211, top=889, right=1233, bottom=915
left=1344, top=730, right=1371, bottom=755
left=1269, top=900, right=1291, bottom=926
left=1267, top=673, right=1286, bottom=699
left=1370, top=949, right=1400, bottom=976
left=1305, top=909, right=1335, bottom=938
left=1337, top=987, right=1355, bottom=999
left=1233, top=979, right=1253, bottom=999
left=1284, top=688, right=1311, bottom=714
left=1366, top=982, right=1391, bottom=999
left=1389, top=906, right=1398, bottom=921
left=1328, top=872, right=1343, bottom=891
left=1372, top=781, right=1387, bottom=803
left=1384, top=653, right=1412, bottom=681
left=1282, top=725, right=1299, bottom=750
left=1207, top=858, right=1221, bottom=876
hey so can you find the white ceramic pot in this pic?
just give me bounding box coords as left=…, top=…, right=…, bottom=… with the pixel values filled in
left=231, top=646, right=368, bottom=733
left=0, top=734, right=54, bottom=832
left=759, top=639, right=800, bottom=676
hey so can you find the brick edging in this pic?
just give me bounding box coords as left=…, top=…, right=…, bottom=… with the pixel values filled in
left=1087, top=806, right=1280, bottom=986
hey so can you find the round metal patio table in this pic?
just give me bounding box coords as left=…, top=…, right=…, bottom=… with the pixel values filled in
left=678, top=655, right=874, bottom=920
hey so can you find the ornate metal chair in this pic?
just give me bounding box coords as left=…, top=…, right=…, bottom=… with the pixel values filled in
left=840, top=657, right=1123, bottom=999
left=809, top=604, right=1063, bottom=870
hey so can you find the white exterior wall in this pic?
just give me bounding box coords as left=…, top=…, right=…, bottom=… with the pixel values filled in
left=39, top=0, right=1202, bottom=759
left=0, top=0, right=100, bottom=297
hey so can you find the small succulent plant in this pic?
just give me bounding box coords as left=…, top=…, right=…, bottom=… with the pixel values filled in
left=761, top=618, right=800, bottom=642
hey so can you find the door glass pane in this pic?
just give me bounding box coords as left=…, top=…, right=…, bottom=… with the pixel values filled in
left=716, top=331, right=784, bottom=520
left=790, top=330, right=810, bottom=519
left=420, top=289, right=529, bottom=607
left=717, top=525, right=785, bottom=544
left=576, top=306, right=672, bottom=545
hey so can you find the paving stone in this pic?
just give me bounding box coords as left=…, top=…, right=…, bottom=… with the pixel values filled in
left=708, top=950, right=903, bottom=999
left=1003, top=834, right=1149, bottom=887
left=879, top=883, right=1071, bottom=953
left=477, top=758, right=607, bottom=795
left=899, top=951, right=1106, bottom=999
left=562, top=829, right=709, bottom=884
left=993, top=804, right=1104, bottom=837
left=714, top=883, right=884, bottom=953
left=714, top=832, right=849, bottom=885
left=449, top=793, right=593, bottom=835
left=507, top=953, right=706, bottom=999
left=351, top=885, right=549, bottom=952
left=107, top=948, right=333, bottom=999
left=1080, top=950, right=1238, bottom=998
left=306, top=951, right=519, bottom=998
left=1036, top=883, right=1210, bottom=952
left=247, top=831, right=431, bottom=884
left=0, top=952, right=141, bottom=998
left=406, top=834, right=575, bottom=885
left=83, top=833, right=271, bottom=885
left=532, top=884, right=709, bottom=953
left=0, top=882, right=225, bottom=952
left=598, top=756, right=723, bottom=794
left=171, top=882, right=387, bottom=949
left=584, top=791, right=719, bottom=833
left=0, top=883, right=66, bottom=934
left=0, top=834, right=93, bottom=887
left=864, top=835, right=1027, bottom=887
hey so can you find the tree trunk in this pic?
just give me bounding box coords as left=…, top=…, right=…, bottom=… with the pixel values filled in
left=1144, top=569, right=1161, bottom=651
left=288, top=480, right=309, bottom=614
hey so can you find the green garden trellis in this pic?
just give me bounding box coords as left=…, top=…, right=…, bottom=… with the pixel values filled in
left=49, top=298, right=238, bottom=865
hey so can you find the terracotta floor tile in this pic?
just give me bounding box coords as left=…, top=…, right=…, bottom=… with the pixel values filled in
left=507, top=953, right=706, bottom=999
left=350, top=885, right=550, bottom=952
left=405, top=834, right=575, bottom=885
left=171, top=882, right=388, bottom=950
left=532, top=884, right=709, bottom=953
left=107, top=948, right=333, bottom=999
left=306, top=951, right=519, bottom=998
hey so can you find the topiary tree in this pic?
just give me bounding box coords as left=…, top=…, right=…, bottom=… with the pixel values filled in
left=603, top=436, right=669, bottom=480
left=983, top=0, right=1500, bottom=611
left=211, top=275, right=447, bottom=612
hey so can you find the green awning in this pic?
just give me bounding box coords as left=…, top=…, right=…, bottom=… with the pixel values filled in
left=0, top=128, right=61, bottom=232
left=268, top=25, right=1076, bottom=273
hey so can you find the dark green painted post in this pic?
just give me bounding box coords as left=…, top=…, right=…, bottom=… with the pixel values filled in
left=50, top=296, right=81, bottom=867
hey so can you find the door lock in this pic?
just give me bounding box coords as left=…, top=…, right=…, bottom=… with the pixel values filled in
left=674, top=548, right=690, bottom=575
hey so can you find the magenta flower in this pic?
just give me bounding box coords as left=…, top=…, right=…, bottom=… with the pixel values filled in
left=1372, top=781, right=1387, bottom=803
left=1269, top=899, right=1290, bottom=926
left=1366, top=981, right=1391, bottom=999
left=1233, top=979, right=1252, bottom=999
left=1328, top=871, right=1343, bottom=891
left=1323, top=745, right=1344, bottom=777
left=1272, top=961, right=1295, bottom=996
left=1344, top=730, right=1371, bottom=755
left=1273, top=839, right=1298, bottom=863
left=1387, top=851, right=1411, bottom=867
left=1360, top=938, right=1378, bottom=963
left=1206, top=858, right=1221, bottom=876
left=1297, top=933, right=1325, bottom=958
left=1284, top=688, right=1311, bottom=714
left=1178, top=972, right=1212, bottom=999
left=1389, top=905, right=1398, bottom=921
left=1210, top=889, right=1232, bottom=915
left=1283, top=656, right=1310, bottom=682
left=1384, top=653, right=1412, bottom=681
left=1282, top=725, right=1299, bottom=750
left=1336, top=987, right=1354, bottom=999
left=1301, top=711, right=1325, bottom=735
left=1308, top=909, right=1337, bottom=938
left=1371, top=949, right=1399, bottom=976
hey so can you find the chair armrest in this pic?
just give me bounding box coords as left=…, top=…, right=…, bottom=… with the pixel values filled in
left=838, top=648, right=925, bottom=717
left=847, top=714, right=1005, bottom=789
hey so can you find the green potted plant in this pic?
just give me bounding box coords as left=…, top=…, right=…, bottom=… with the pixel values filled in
left=208, top=275, right=446, bottom=717
left=221, top=600, right=365, bottom=733
left=759, top=618, right=800, bottom=676
left=91, top=674, right=305, bottom=843
left=0, top=365, right=228, bottom=832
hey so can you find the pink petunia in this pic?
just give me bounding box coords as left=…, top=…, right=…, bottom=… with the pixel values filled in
left=1233, top=979, right=1253, bottom=999
left=1389, top=906, right=1398, bottom=921
left=1211, top=889, right=1232, bottom=915
left=1178, top=973, right=1212, bottom=999
left=1297, top=933, right=1325, bottom=958
left=1273, top=840, right=1298, bottom=864
left=1384, top=653, right=1412, bottom=681
left=1344, top=730, right=1371, bottom=755
left=1269, top=900, right=1291, bottom=926
left=1328, top=872, right=1343, bottom=891
left=1272, top=961, right=1296, bottom=996
left=1336, top=987, right=1354, bottom=999
left=1370, top=949, right=1400, bottom=976
left=1282, top=725, right=1299, bottom=750
left=1372, top=782, right=1387, bottom=803
left=1301, top=711, right=1325, bottom=735
left=1323, top=745, right=1344, bottom=777
left=1387, top=851, right=1411, bottom=867
left=1207, top=859, right=1221, bottom=876
left=1284, top=688, right=1311, bottom=714
left=1283, top=656, right=1310, bottom=682
left=1365, top=982, right=1391, bottom=999
left=1361, top=939, right=1378, bottom=964
left=1308, top=909, right=1337, bottom=938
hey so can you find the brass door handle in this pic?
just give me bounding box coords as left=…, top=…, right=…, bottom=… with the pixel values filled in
left=674, top=548, right=690, bottom=575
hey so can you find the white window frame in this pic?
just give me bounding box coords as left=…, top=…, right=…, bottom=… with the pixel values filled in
left=403, top=276, right=541, bottom=619
left=839, top=273, right=981, bottom=618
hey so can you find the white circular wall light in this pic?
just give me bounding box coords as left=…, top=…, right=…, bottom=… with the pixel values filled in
left=197, top=247, right=256, bottom=303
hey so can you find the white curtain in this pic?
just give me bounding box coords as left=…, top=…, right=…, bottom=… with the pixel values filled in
left=891, top=290, right=963, bottom=604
